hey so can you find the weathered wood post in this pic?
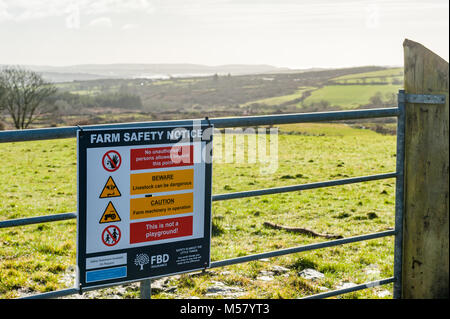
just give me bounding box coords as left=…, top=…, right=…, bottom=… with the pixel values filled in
left=402, top=39, right=449, bottom=298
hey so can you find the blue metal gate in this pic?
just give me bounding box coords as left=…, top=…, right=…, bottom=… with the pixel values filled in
left=0, top=90, right=409, bottom=299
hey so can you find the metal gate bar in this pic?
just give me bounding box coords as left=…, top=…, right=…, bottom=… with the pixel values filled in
left=301, top=277, right=396, bottom=299
left=212, top=172, right=397, bottom=201
left=0, top=104, right=403, bottom=299
left=209, top=230, right=396, bottom=268
left=392, top=91, right=406, bottom=298
left=0, top=212, right=77, bottom=229
left=0, top=107, right=398, bottom=144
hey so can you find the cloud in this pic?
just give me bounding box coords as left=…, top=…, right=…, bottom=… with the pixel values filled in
left=0, top=1, right=12, bottom=21
left=88, top=16, right=112, bottom=27
left=121, top=23, right=138, bottom=30
left=0, top=0, right=156, bottom=22
left=83, top=0, right=155, bottom=15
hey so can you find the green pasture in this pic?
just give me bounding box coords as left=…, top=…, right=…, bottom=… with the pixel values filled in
left=302, top=84, right=401, bottom=109
left=241, top=87, right=314, bottom=107
left=238, top=68, right=403, bottom=110
left=0, top=123, right=397, bottom=299
left=331, top=68, right=403, bottom=81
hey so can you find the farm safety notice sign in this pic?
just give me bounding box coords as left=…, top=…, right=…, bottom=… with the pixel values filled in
left=76, top=123, right=213, bottom=290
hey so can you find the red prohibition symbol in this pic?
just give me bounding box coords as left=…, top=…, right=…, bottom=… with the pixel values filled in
left=102, top=150, right=121, bottom=172
left=102, top=225, right=121, bottom=247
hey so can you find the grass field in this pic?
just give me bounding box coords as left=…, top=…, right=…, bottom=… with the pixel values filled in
left=0, top=123, right=397, bottom=299
left=331, top=68, right=403, bottom=82
left=241, top=87, right=314, bottom=107
left=302, top=84, right=401, bottom=109
left=301, top=68, right=403, bottom=108
left=237, top=67, right=403, bottom=110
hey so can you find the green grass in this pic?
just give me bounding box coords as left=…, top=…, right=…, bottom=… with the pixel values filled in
left=331, top=68, right=403, bottom=81
left=0, top=124, right=396, bottom=299
left=241, top=87, right=314, bottom=107
left=69, top=89, right=101, bottom=95
left=0, top=139, right=77, bottom=298
left=237, top=68, right=403, bottom=110
left=277, top=123, right=379, bottom=137
left=302, top=84, right=401, bottom=108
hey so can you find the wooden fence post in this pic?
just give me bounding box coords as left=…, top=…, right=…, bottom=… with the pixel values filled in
left=402, top=39, right=449, bottom=298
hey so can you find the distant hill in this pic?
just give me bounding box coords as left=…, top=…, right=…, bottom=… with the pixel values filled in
left=1, top=63, right=292, bottom=82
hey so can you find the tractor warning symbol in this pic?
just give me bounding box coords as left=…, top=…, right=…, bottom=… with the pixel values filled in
left=102, top=225, right=121, bottom=247
left=99, top=176, right=121, bottom=198
left=102, top=150, right=121, bottom=172
left=99, top=201, right=122, bottom=224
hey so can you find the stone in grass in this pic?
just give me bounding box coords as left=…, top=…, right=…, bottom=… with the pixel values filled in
left=257, top=275, right=275, bottom=282
left=151, top=277, right=177, bottom=294
left=375, top=290, right=391, bottom=298
left=363, top=264, right=381, bottom=276
left=298, top=269, right=325, bottom=281
left=256, top=270, right=275, bottom=282
left=205, top=281, right=245, bottom=298
left=257, top=265, right=290, bottom=280
left=270, top=265, right=290, bottom=275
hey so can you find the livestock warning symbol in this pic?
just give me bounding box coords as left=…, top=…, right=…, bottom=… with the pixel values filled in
left=102, top=225, right=121, bottom=246
left=99, top=201, right=122, bottom=224
left=102, top=150, right=121, bottom=172
left=99, top=176, right=121, bottom=198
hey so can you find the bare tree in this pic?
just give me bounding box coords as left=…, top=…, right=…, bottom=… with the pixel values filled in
left=0, top=67, right=57, bottom=129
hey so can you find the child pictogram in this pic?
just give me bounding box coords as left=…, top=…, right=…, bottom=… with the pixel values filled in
left=102, top=225, right=121, bottom=246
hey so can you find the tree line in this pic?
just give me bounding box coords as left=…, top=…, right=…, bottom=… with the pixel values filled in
left=50, top=91, right=143, bottom=115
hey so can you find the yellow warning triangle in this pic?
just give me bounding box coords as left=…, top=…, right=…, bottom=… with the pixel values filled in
left=99, top=201, right=121, bottom=224
left=99, top=176, right=121, bottom=198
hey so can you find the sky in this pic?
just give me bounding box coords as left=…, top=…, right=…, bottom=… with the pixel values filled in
left=0, top=0, right=448, bottom=69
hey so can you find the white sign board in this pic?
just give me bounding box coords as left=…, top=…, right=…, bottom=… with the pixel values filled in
left=76, top=124, right=213, bottom=289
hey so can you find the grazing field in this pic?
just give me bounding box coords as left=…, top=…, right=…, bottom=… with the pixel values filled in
left=241, top=87, right=314, bottom=107
left=0, top=123, right=397, bottom=299
left=301, top=68, right=403, bottom=108
left=330, top=68, right=403, bottom=83
left=302, top=84, right=401, bottom=109
left=237, top=67, right=402, bottom=111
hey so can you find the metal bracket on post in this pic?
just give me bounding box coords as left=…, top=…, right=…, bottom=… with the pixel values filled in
left=398, top=91, right=446, bottom=104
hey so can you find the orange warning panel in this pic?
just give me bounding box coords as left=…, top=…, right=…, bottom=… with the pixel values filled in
left=130, top=169, right=194, bottom=195
left=99, top=201, right=122, bottom=224
left=99, top=176, right=121, bottom=198
left=130, top=192, right=193, bottom=220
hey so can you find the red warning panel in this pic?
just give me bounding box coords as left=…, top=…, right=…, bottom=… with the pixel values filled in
left=130, top=216, right=193, bottom=244
left=130, top=145, right=193, bottom=171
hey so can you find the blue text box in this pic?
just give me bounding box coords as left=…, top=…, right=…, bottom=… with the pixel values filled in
left=86, top=266, right=127, bottom=283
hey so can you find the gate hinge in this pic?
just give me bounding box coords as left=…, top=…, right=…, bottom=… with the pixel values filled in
left=398, top=90, right=446, bottom=104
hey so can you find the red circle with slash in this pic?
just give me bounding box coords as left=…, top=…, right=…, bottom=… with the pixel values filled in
left=101, top=225, right=121, bottom=247
left=102, top=150, right=122, bottom=172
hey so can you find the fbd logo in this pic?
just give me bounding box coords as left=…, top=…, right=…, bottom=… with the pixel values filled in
left=151, top=254, right=169, bottom=265
left=134, top=253, right=149, bottom=270
left=134, top=253, right=169, bottom=270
